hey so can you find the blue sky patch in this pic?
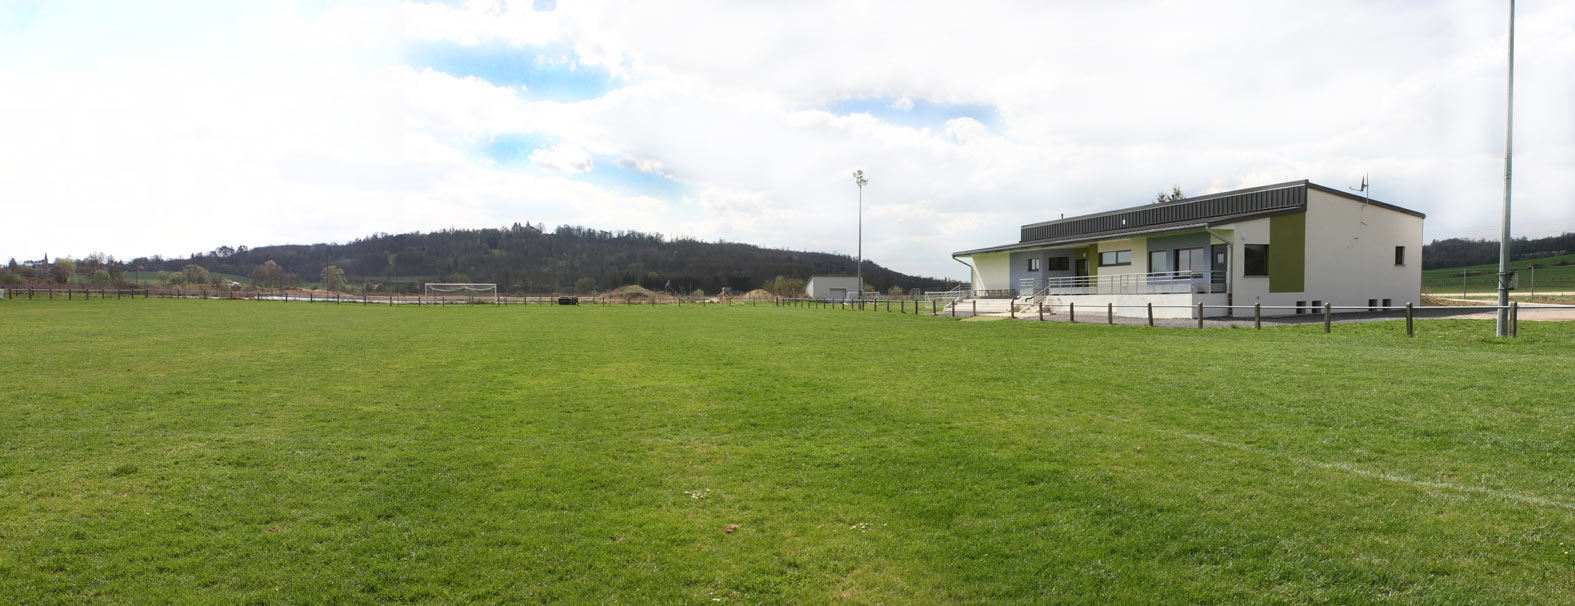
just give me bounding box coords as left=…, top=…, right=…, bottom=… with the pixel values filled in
left=826, top=97, right=1001, bottom=133
left=481, top=133, right=557, bottom=169
left=405, top=40, right=616, bottom=102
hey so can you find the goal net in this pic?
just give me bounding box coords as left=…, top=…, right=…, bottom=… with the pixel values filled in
left=422, top=283, right=499, bottom=306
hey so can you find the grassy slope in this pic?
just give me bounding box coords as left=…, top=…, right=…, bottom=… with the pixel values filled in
left=1423, top=253, right=1575, bottom=293
left=2, top=300, right=1574, bottom=604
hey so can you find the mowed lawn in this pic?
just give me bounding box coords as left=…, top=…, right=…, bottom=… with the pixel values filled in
left=3, top=300, right=1575, bottom=604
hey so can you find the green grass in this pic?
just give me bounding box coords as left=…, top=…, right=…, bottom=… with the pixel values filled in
left=1423, top=253, right=1575, bottom=294
left=2, top=300, right=1575, bottom=604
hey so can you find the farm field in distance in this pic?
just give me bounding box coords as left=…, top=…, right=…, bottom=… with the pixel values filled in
left=1422, top=252, right=1575, bottom=294
left=3, top=300, right=1575, bottom=603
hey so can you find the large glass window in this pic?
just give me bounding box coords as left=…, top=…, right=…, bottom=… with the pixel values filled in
left=1098, top=250, right=1131, bottom=266
left=1244, top=244, right=1269, bottom=276
left=1046, top=257, right=1069, bottom=271
left=1176, top=247, right=1206, bottom=274
left=1149, top=250, right=1167, bottom=272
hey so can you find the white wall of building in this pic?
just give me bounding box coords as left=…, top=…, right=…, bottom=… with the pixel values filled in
left=1303, top=189, right=1423, bottom=311
left=968, top=252, right=1011, bottom=291
left=806, top=276, right=862, bottom=300
left=1226, top=193, right=1422, bottom=316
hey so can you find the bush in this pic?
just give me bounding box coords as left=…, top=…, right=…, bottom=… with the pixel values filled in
left=0, top=273, right=22, bottom=285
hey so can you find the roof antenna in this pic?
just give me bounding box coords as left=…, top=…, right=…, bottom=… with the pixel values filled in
left=1350, top=173, right=1370, bottom=226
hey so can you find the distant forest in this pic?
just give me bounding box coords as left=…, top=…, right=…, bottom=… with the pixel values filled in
left=1421, top=233, right=1574, bottom=269
left=108, top=223, right=957, bottom=294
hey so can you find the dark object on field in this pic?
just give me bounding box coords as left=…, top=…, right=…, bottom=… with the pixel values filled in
left=558, top=296, right=579, bottom=305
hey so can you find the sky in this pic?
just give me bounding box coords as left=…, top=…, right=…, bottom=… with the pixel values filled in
left=1, top=0, right=1571, bottom=280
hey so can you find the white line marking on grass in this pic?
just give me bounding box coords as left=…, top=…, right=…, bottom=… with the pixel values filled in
left=1092, top=413, right=1575, bottom=511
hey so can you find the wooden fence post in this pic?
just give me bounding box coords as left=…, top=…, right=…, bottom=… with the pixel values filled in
left=1108, top=303, right=1113, bottom=325
left=1323, top=302, right=1332, bottom=333
left=1068, top=302, right=1075, bottom=323
left=1147, top=302, right=1153, bottom=327
left=1405, top=302, right=1414, bottom=336
left=1038, top=303, right=1043, bottom=322
left=1510, top=301, right=1518, bottom=338
left=1254, top=303, right=1261, bottom=330
left=1197, top=302, right=1204, bottom=329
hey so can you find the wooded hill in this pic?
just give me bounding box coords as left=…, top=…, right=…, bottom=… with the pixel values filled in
left=121, top=224, right=958, bottom=295
left=1422, top=233, right=1574, bottom=270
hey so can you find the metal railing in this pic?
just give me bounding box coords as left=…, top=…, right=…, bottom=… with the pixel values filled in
left=1034, top=270, right=1226, bottom=296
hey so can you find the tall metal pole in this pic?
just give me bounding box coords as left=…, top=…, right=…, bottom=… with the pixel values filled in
left=1496, top=0, right=1515, bottom=337
left=853, top=170, right=868, bottom=301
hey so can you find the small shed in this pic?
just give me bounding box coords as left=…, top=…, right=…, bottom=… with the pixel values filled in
left=806, top=275, right=862, bottom=300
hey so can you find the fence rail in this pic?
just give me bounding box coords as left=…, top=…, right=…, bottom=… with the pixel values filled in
left=0, top=287, right=785, bottom=307
left=774, top=296, right=1573, bottom=339
left=7, top=288, right=1566, bottom=339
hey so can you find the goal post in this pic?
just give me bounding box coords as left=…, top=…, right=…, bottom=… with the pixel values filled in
left=422, top=283, right=499, bottom=306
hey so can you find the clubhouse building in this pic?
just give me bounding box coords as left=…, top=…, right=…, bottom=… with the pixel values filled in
left=951, top=180, right=1425, bottom=318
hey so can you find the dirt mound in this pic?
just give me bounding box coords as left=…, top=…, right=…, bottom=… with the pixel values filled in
left=736, top=289, right=775, bottom=301
left=610, top=284, right=657, bottom=298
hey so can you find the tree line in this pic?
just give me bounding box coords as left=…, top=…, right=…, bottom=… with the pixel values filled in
left=1422, top=233, right=1574, bottom=269
left=1, top=223, right=955, bottom=295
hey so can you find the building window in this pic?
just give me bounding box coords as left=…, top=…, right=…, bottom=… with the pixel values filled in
left=1027, top=258, right=1040, bottom=271
left=1046, top=257, right=1069, bottom=271
left=1382, top=298, right=1392, bottom=308
left=1395, top=246, right=1406, bottom=265
left=1295, top=300, right=1305, bottom=315
left=1098, top=250, right=1131, bottom=266
left=1312, top=300, right=1323, bottom=312
left=1149, top=250, right=1167, bottom=272
left=1368, top=298, right=1378, bottom=312
left=1244, top=244, right=1269, bottom=276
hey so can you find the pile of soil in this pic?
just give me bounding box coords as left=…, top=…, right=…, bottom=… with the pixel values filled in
left=610, top=285, right=658, bottom=299
left=735, top=289, right=775, bottom=301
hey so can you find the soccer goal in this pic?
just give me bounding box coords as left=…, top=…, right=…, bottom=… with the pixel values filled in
left=423, top=283, right=499, bottom=306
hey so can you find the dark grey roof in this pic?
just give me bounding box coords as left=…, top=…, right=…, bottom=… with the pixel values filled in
left=953, top=180, right=1424, bottom=257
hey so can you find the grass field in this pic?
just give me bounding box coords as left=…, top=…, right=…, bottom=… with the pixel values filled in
left=1422, top=253, right=1575, bottom=294
left=3, top=300, right=1575, bottom=603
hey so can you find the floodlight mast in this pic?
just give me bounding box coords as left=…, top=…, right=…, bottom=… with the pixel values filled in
left=1497, top=0, right=1515, bottom=337
left=853, top=170, right=868, bottom=301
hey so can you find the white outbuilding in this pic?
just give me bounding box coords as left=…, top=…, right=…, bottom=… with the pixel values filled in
left=805, top=275, right=862, bottom=301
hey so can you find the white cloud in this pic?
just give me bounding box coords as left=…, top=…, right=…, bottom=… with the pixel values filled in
left=528, top=144, right=593, bottom=174
left=1, top=0, right=1571, bottom=282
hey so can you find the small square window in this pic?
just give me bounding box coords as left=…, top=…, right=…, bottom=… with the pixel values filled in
left=1244, top=244, right=1269, bottom=276
left=1382, top=298, right=1392, bottom=308
left=1394, top=246, right=1406, bottom=265
left=1295, top=300, right=1305, bottom=315
left=1028, top=258, right=1040, bottom=271
left=1312, top=300, right=1323, bottom=312
left=1368, top=298, right=1378, bottom=312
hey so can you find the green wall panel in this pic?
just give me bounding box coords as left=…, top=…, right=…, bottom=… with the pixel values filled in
left=1269, top=212, right=1305, bottom=293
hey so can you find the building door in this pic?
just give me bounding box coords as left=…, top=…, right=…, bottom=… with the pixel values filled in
left=1177, top=247, right=1207, bottom=293
left=1075, top=259, right=1088, bottom=277
left=829, top=288, right=846, bottom=300
left=1211, top=244, right=1228, bottom=292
